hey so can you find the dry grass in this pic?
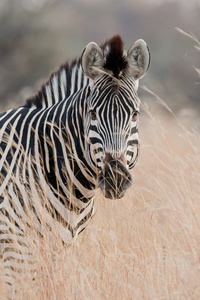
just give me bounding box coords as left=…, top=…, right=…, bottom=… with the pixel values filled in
left=1, top=29, right=200, bottom=299
left=1, top=99, right=200, bottom=300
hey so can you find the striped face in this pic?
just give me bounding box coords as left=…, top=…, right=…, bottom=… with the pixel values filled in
left=81, top=35, right=150, bottom=199
left=84, top=74, right=140, bottom=199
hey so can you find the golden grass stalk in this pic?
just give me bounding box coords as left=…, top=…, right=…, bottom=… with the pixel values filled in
left=1, top=95, right=200, bottom=299
left=1, top=29, right=200, bottom=298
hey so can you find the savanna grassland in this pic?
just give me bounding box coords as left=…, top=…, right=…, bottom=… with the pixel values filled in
left=0, top=7, right=200, bottom=295
left=1, top=98, right=200, bottom=300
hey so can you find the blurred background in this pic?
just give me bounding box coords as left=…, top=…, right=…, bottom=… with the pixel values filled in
left=0, top=0, right=200, bottom=128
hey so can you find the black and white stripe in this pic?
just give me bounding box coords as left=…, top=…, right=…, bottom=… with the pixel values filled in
left=26, top=60, right=89, bottom=109
left=84, top=74, right=140, bottom=170
left=0, top=35, right=150, bottom=297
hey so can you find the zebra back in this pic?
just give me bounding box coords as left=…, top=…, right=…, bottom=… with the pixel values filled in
left=26, top=59, right=89, bottom=109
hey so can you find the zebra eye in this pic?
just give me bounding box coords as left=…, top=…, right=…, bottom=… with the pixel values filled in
left=90, top=110, right=97, bottom=120
left=132, top=111, right=138, bottom=121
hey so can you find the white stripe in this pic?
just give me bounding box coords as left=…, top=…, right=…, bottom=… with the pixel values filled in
left=60, top=69, right=67, bottom=100
left=52, top=75, right=59, bottom=103
left=0, top=107, right=23, bottom=143
left=0, top=114, right=22, bottom=194
left=0, top=109, right=13, bottom=121
left=45, top=84, right=53, bottom=107
left=77, top=66, right=83, bottom=89
left=70, top=67, right=76, bottom=95
left=22, top=109, right=42, bottom=181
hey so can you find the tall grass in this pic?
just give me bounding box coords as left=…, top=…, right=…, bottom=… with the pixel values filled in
left=1, top=29, right=200, bottom=299
left=1, top=98, right=200, bottom=299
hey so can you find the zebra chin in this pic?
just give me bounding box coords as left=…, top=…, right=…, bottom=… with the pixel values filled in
left=97, top=159, right=132, bottom=199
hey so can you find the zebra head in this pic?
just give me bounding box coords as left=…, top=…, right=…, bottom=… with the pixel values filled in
left=82, top=36, right=150, bottom=199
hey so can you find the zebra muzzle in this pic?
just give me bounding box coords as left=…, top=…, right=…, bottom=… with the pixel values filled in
left=97, top=154, right=132, bottom=199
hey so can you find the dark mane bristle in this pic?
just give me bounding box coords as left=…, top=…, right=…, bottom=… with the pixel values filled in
left=25, top=36, right=127, bottom=108
left=102, top=35, right=127, bottom=78
left=25, top=59, right=81, bottom=108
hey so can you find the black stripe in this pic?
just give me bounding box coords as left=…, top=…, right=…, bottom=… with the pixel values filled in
left=76, top=206, right=94, bottom=230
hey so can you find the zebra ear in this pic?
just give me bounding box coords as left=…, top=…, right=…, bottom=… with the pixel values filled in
left=127, top=39, right=150, bottom=79
left=81, top=42, right=104, bottom=79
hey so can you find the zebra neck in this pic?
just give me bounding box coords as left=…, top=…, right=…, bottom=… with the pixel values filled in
left=38, top=87, right=97, bottom=196
left=26, top=59, right=89, bottom=109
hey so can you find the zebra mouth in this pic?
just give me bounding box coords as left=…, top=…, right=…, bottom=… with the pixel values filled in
left=97, top=159, right=132, bottom=199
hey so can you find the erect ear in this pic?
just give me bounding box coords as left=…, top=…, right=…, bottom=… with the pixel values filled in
left=81, top=42, right=104, bottom=80
left=127, top=39, right=150, bottom=79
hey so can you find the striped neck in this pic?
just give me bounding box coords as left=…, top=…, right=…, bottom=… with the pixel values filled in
left=25, top=59, right=89, bottom=109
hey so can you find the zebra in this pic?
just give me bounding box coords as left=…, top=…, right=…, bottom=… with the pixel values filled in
left=0, top=35, right=150, bottom=297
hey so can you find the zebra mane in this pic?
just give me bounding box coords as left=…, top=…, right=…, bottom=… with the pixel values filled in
left=101, top=35, right=128, bottom=79
left=26, top=58, right=88, bottom=109
left=26, top=35, right=127, bottom=109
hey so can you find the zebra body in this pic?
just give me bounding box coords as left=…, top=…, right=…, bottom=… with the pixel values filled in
left=0, top=35, right=150, bottom=296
